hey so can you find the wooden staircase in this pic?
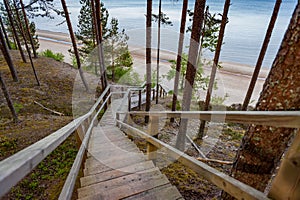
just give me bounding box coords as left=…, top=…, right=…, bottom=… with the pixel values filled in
left=77, top=103, right=183, bottom=199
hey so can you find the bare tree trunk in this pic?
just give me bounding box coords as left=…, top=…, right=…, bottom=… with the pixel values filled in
left=95, top=0, right=108, bottom=90
left=19, top=0, right=38, bottom=58
left=0, top=16, right=11, bottom=50
left=145, top=0, right=152, bottom=123
left=12, top=0, right=40, bottom=86
left=175, top=0, right=206, bottom=151
left=155, top=0, right=162, bottom=104
left=242, top=0, right=282, bottom=110
left=223, top=2, right=300, bottom=198
left=61, top=0, right=89, bottom=92
left=0, top=24, right=18, bottom=82
left=170, top=0, right=188, bottom=123
left=198, top=0, right=231, bottom=138
left=3, top=0, right=27, bottom=63
left=0, top=72, right=18, bottom=122
left=90, top=0, right=97, bottom=76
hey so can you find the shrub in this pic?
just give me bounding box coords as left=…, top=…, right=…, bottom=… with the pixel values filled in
left=40, top=49, right=64, bottom=62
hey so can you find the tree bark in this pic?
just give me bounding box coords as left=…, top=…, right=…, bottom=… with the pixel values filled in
left=198, top=0, right=231, bottom=138
left=171, top=0, right=188, bottom=123
left=0, top=16, right=11, bottom=50
left=61, top=0, right=89, bottom=92
left=155, top=0, right=162, bottom=104
left=0, top=23, right=18, bottom=82
left=12, top=0, right=40, bottom=86
left=0, top=72, right=18, bottom=122
left=3, top=0, right=27, bottom=63
left=175, top=0, right=206, bottom=151
left=223, top=2, right=300, bottom=198
left=242, top=0, right=282, bottom=111
left=20, top=0, right=38, bottom=58
left=145, top=0, right=152, bottom=123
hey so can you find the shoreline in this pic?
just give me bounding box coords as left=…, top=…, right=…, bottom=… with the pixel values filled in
left=36, top=29, right=269, bottom=106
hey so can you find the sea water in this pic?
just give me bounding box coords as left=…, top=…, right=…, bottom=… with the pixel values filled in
left=33, top=0, right=296, bottom=68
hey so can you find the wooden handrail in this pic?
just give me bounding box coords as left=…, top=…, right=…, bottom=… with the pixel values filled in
left=116, top=119, right=270, bottom=200
left=59, top=92, right=112, bottom=200
left=126, top=111, right=300, bottom=128
left=0, top=86, right=111, bottom=198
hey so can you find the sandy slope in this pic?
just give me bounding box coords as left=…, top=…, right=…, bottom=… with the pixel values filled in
left=36, top=29, right=270, bottom=106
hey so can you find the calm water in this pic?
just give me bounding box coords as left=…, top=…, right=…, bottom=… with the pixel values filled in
left=33, top=0, right=297, bottom=68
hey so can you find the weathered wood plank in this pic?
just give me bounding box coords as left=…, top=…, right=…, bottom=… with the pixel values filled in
left=268, top=130, right=300, bottom=199
left=128, top=111, right=300, bottom=128
left=80, top=160, right=155, bottom=187
left=123, top=183, right=182, bottom=200
left=83, top=154, right=148, bottom=176
left=78, top=168, right=162, bottom=198
left=118, top=120, right=269, bottom=200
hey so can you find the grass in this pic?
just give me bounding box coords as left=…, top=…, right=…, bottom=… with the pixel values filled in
left=40, top=49, right=64, bottom=62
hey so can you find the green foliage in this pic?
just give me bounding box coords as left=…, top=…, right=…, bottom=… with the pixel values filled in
left=152, top=12, right=173, bottom=26
left=211, top=93, right=229, bottom=106
left=76, top=0, right=109, bottom=56
left=13, top=102, right=23, bottom=113
left=40, top=49, right=64, bottom=61
left=187, top=6, right=222, bottom=52
left=118, top=71, right=143, bottom=86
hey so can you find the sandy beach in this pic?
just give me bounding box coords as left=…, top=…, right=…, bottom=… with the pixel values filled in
left=36, top=29, right=269, bottom=106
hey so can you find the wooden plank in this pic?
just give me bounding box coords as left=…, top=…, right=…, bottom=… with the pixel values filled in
left=80, top=160, right=155, bottom=187
left=268, top=130, right=300, bottom=199
left=88, top=140, right=137, bottom=153
left=123, top=183, right=182, bottom=200
left=118, top=120, right=269, bottom=200
left=83, top=154, right=148, bottom=176
left=78, top=169, right=169, bottom=199
left=78, top=168, right=162, bottom=198
left=87, top=146, right=139, bottom=158
left=78, top=174, right=170, bottom=200
left=128, top=111, right=300, bottom=128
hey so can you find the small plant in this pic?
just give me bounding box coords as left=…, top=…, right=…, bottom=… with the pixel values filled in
left=211, top=93, right=229, bottom=106
left=13, top=103, right=23, bottom=113
left=40, top=49, right=64, bottom=62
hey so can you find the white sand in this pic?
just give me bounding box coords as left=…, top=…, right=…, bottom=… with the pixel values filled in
left=36, top=29, right=269, bottom=106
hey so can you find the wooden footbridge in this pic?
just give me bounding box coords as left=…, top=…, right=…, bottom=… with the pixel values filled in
left=0, top=84, right=300, bottom=200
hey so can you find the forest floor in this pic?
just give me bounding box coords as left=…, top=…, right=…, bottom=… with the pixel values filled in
left=0, top=50, right=246, bottom=199
left=0, top=50, right=82, bottom=200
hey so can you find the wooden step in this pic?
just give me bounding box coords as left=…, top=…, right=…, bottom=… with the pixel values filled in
left=87, top=145, right=139, bottom=158
left=78, top=168, right=169, bottom=199
left=84, top=154, right=148, bottom=176
left=123, top=183, right=182, bottom=200
left=80, top=160, right=155, bottom=187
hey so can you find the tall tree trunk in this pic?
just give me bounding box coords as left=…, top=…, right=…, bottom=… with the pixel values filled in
left=0, top=72, right=18, bottom=122
left=155, top=0, right=162, bottom=104
left=90, top=0, right=97, bottom=76
left=0, top=16, right=11, bottom=50
left=0, top=24, right=18, bottom=82
left=12, top=0, right=40, bottom=86
left=95, top=0, right=107, bottom=90
left=198, top=0, right=231, bottom=138
left=170, top=0, right=188, bottom=123
left=3, top=0, right=27, bottom=63
left=223, top=3, right=300, bottom=198
left=20, top=0, right=38, bottom=58
left=61, top=0, right=89, bottom=92
left=145, top=0, right=152, bottom=123
left=242, top=0, right=282, bottom=110
left=175, top=0, right=206, bottom=151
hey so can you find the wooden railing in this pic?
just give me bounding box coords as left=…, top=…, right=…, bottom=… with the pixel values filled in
left=116, top=110, right=300, bottom=200
left=0, top=86, right=111, bottom=198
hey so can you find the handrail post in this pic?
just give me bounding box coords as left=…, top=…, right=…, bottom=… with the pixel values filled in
left=152, top=89, right=155, bottom=100
left=160, top=85, right=163, bottom=97
left=128, top=90, right=131, bottom=111
left=147, top=116, right=159, bottom=164
left=138, top=90, right=142, bottom=110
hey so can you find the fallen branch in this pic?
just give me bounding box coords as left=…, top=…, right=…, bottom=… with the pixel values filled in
left=186, top=135, right=207, bottom=159
left=34, top=101, right=64, bottom=116
left=197, top=157, right=233, bottom=165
